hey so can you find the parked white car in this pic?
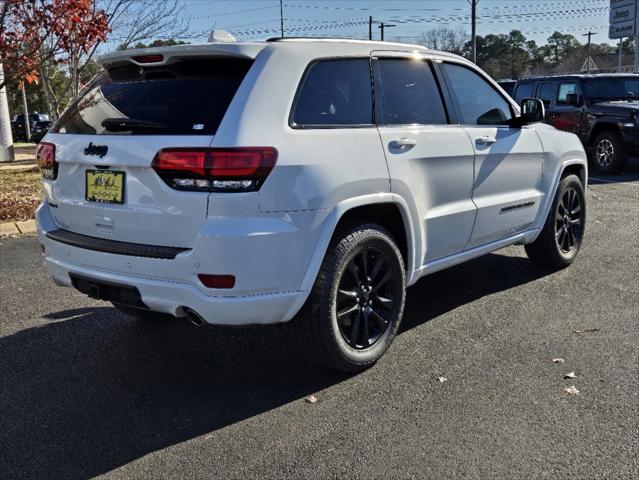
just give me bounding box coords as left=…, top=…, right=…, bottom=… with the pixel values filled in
left=36, top=37, right=587, bottom=371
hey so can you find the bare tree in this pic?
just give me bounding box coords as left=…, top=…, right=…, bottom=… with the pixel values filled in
left=39, top=0, right=188, bottom=117
left=106, top=0, right=188, bottom=51
left=417, top=27, right=469, bottom=55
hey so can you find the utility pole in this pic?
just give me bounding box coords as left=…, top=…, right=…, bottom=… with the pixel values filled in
left=279, top=0, right=284, bottom=38
left=469, top=0, right=478, bottom=64
left=378, top=22, right=396, bottom=42
left=369, top=16, right=373, bottom=41
left=582, top=31, right=597, bottom=73
left=21, top=84, right=31, bottom=143
left=619, top=37, right=624, bottom=71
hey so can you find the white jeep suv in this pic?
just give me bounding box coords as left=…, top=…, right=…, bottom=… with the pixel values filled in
left=36, top=38, right=587, bottom=371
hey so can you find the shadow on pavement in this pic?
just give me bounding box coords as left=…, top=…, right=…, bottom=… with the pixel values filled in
left=0, top=252, right=549, bottom=479
left=588, top=158, right=639, bottom=185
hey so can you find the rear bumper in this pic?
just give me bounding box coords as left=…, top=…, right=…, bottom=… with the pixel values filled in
left=43, top=255, right=303, bottom=325
left=36, top=202, right=324, bottom=325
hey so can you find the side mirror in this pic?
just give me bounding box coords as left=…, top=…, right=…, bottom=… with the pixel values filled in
left=518, top=97, right=545, bottom=125
left=565, top=93, right=582, bottom=107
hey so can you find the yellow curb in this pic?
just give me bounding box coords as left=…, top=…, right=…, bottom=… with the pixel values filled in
left=16, top=220, right=37, bottom=235
left=0, top=222, right=20, bottom=236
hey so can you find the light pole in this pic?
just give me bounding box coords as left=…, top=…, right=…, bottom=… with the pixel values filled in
left=0, top=64, right=15, bottom=163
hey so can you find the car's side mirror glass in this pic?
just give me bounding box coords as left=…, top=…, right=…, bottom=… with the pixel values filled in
left=514, top=97, right=545, bottom=126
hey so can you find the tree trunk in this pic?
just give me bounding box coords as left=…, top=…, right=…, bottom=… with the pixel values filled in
left=38, top=63, right=59, bottom=119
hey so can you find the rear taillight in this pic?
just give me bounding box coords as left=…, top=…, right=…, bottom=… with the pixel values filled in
left=152, top=147, right=277, bottom=192
left=36, top=142, right=57, bottom=180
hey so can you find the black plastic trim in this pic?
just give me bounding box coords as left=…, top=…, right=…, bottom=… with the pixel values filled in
left=70, top=273, right=148, bottom=308
left=46, top=229, right=190, bottom=259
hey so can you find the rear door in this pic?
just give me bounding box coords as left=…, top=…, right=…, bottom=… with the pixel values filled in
left=439, top=62, right=544, bottom=248
left=374, top=54, right=477, bottom=262
left=45, top=57, right=253, bottom=247
left=551, top=80, right=583, bottom=134
left=536, top=81, right=557, bottom=122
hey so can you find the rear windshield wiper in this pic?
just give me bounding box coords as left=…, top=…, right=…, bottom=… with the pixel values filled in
left=101, top=118, right=166, bottom=132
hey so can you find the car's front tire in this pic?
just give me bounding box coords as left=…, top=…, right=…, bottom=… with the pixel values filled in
left=293, top=224, right=406, bottom=372
left=591, top=130, right=627, bottom=174
left=525, top=174, right=586, bottom=269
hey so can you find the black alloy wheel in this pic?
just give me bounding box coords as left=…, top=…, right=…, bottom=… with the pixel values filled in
left=525, top=174, right=586, bottom=269
left=555, top=186, right=583, bottom=254
left=336, top=245, right=401, bottom=350
left=292, top=224, right=406, bottom=372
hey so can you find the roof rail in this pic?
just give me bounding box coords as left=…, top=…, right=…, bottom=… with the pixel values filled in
left=266, top=36, right=360, bottom=42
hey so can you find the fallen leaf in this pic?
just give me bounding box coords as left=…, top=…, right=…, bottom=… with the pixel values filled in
left=304, top=395, right=318, bottom=404
left=437, top=376, right=448, bottom=383
left=574, top=328, right=599, bottom=334
left=564, top=371, right=577, bottom=379
left=552, top=358, right=565, bottom=364
left=564, top=385, right=580, bottom=395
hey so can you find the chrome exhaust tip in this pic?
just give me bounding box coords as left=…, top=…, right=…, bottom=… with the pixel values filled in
left=183, top=308, right=205, bottom=327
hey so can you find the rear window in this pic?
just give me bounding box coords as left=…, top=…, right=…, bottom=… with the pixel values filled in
left=514, top=82, right=534, bottom=103
left=52, top=58, right=253, bottom=135
left=291, top=59, right=373, bottom=127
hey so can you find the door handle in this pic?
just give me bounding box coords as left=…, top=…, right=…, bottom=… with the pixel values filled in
left=389, top=138, right=417, bottom=149
left=476, top=136, right=496, bottom=146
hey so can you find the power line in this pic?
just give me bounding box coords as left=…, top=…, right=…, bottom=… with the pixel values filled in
left=282, top=0, right=606, bottom=12
left=141, top=1, right=611, bottom=44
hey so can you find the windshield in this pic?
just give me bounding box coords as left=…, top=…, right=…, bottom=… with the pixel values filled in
left=52, top=58, right=253, bottom=135
left=583, top=77, right=639, bottom=102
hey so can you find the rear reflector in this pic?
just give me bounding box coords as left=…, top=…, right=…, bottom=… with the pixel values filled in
left=198, top=274, right=236, bottom=289
left=36, top=142, right=57, bottom=180
left=152, top=147, right=277, bottom=192
left=132, top=54, right=164, bottom=63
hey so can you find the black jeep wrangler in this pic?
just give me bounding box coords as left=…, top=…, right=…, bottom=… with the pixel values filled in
left=513, top=74, right=639, bottom=173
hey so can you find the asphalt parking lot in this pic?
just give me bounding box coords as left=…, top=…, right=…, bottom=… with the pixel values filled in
left=1, top=170, right=638, bottom=479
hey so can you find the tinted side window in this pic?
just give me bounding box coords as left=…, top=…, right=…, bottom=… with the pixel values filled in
left=443, top=63, right=512, bottom=125
left=538, top=82, right=557, bottom=105
left=292, top=59, right=372, bottom=127
left=514, top=83, right=534, bottom=103
left=557, top=82, right=577, bottom=104
left=377, top=59, right=447, bottom=125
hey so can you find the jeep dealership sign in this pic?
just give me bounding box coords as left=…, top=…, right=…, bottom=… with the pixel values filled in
left=609, top=0, right=638, bottom=39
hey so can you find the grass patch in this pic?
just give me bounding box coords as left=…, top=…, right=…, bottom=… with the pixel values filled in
left=0, top=170, right=42, bottom=222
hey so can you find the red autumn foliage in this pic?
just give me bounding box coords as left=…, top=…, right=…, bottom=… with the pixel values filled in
left=0, top=0, right=110, bottom=88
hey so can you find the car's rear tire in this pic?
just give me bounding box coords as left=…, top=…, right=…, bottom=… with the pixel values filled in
left=292, top=224, right=406, bottom=372
left=111, top=303, right=176, bottom=322
left=525, top=174, right=586, bottom=270
left=591, top=130, right=627, bottom=174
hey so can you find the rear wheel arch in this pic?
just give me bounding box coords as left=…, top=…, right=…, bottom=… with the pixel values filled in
left=333, top=202, right=411, bottom=270
left=296, top=197, right=417, bottom=298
